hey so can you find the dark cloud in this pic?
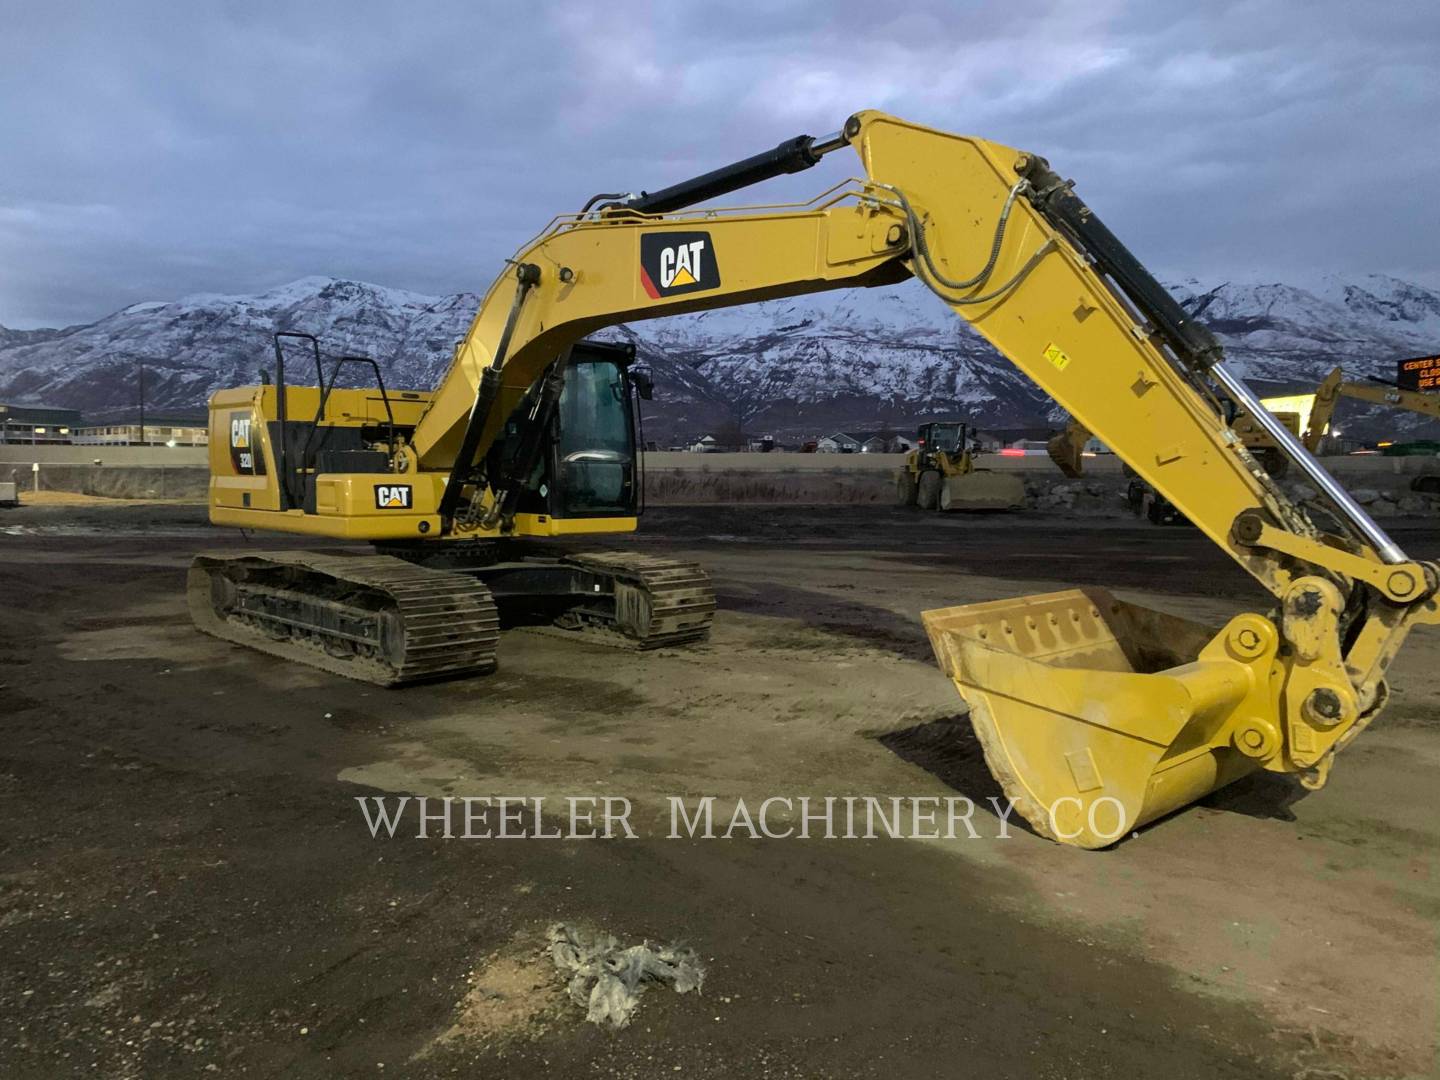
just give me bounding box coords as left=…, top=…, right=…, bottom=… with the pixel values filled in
left=1, top=0, right=1436, bottom=326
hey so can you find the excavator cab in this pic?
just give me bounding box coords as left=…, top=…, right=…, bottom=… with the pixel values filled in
left=491, top=340, right=647, bottom=520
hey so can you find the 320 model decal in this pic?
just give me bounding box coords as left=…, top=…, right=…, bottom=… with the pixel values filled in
left=228, top=411, right=265, bottom=474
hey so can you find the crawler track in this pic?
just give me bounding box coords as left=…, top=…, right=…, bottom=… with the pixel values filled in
left=188, top=551, right=500, bottom=687
left=548, top=550, right=716, bottom=649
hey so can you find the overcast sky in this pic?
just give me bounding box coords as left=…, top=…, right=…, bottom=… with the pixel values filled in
left=2, top=0, right=1437, bottom=327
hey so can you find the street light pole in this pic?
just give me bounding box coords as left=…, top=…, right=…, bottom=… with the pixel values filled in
left=137, top=363, right=146, bottom=446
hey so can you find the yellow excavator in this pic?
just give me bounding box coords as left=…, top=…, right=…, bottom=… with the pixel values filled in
left=896, top=421, right=1025, bottom=511
left=192, top=111, right=1440, bottom=848
left=1305, top=365, right=1440, bottom=470
left=1051, top=409, right=1303, bottom=527
left=1050, top=410, right=1302, bottom=478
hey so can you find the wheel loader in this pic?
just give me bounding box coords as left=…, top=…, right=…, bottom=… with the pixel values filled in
left=1052, top=409, right=1304, bottom=479
left=193, top=110, right=1440, bottom=848
left=1046, top=420, right=1192, bottom=524
left=1053, top=408, right=1305, bottom=527
left=896, top=421, right=1025, bottom=511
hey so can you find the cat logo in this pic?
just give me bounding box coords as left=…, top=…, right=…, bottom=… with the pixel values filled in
left=227, top=411, right=264, bottom=474
left=374, top=484, right=413, bottom=510
left=640, top=231, right=719, bottom=299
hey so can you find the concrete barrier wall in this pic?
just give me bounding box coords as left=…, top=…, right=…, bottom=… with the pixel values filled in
left=644, top=468, right=895, bottom=505
left=0, top=445, right=208, bottom=467
left=18, top=464, right=210, bottom=500
left=643, top=450, right=1440, bottom=477
left=643, top=451, right=1125, bottom=472
left=1309, top=454, right=1440, bottom=479
left=4, top=443, right=1433, bottom=476
left=12, top=450, right=1437, bottom=513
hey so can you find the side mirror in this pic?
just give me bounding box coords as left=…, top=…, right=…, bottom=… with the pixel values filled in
left=630, top=368, right=654, bottom=401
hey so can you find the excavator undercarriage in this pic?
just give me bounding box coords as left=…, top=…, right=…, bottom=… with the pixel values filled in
left=189, top=546, right=715, bottom=687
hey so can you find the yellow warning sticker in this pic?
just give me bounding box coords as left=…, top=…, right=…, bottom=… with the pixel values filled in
left=1043, top=342, right=1072, bottom=371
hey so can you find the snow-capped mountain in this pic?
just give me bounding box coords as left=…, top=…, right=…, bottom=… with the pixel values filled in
left=0, top=324, right=68, bottom=350
left=627, top=285, right=1055, bottom=433
left=1166, top=275, right=1440, bottom=384
left=0, top=278, right=484, bottom=421
left=0, top=277, right=733, bottom=436
left=2, top=273, right=1438, bottom=441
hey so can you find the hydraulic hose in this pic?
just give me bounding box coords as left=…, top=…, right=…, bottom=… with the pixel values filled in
left=878, top=179, right=1031, bottom=294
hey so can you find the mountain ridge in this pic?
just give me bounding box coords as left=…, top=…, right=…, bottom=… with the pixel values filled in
left=2, top=273, right=1438, bottom=441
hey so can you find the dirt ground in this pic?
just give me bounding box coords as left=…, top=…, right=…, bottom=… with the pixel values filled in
left=1, top=499, right=1436, bottom=1079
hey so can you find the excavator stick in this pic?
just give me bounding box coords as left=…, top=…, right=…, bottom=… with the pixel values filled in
left=922, top=590, right=1283, bottom=847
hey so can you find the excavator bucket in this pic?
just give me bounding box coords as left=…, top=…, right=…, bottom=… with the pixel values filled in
left=939, top=471, right=1026, bottom=511
left=1045, top=430, right=1085, bottom=478
left=923, top=588, right=1267, bottom=848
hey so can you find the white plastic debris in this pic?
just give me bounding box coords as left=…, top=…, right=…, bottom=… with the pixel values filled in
left=546, top=923, right=705, bottom=1028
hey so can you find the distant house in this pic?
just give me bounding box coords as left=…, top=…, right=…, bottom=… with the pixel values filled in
left=687, top=434, right=721, bottom=453
left=845, top=430, right=916, bottom=453
left=816, top=432, right=862, bottom=454
left=817, top=430, right=912, bottom=453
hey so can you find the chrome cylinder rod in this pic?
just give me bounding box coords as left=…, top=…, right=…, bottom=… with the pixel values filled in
left=807, top=129, right=850, bottom=157
left=1211, top=361, right=1407, bottom=564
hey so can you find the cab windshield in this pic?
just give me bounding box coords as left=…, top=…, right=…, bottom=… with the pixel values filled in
left=927, top=424, right=964, bottom=454
left=555, top=359, right=635, bottom=515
